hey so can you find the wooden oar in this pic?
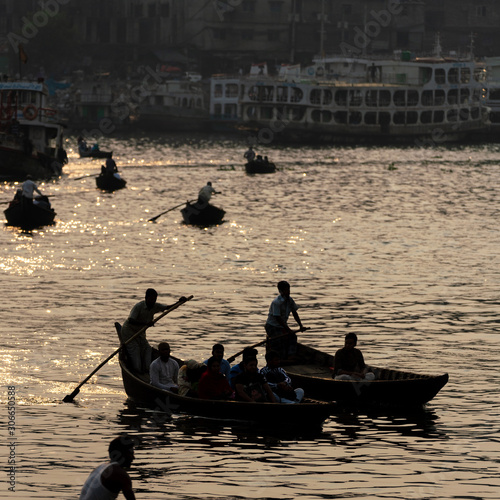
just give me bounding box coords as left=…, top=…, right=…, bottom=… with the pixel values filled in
left=62, top=295, right=193, bottom=403
left=73, top=173, right=100, bottom=181
left=148, top=200, right=196, bottom=222
left=227, top=328, right=307, bottom=363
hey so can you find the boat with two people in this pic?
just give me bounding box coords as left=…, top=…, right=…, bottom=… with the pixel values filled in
left=77, top=136, right=113, bottom=159
left=0, top=80, right=67, bottom=180
left=4, top=189, right=56, bottom=229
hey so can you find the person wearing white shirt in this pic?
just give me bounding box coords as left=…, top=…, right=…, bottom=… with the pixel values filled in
left=22, top=176, right=43, bottom=205
left=150, top=342, right=179, bottom=391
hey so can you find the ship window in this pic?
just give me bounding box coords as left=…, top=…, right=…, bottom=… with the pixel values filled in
left=224, top=104, right=236, bottom=117
left=365, top=90, right=378, bottom=107
left=334, top=111, right=348, bottom=123
left=311, top=89, right=321, bottom=104
left=323, top=90, right=333, bottom=104
left=460, top=88, right=470, bottom=103
left=393, top=111, right=406, bottom=124
left=335, top=90, right=348, bottom=106
left=322, top=110, right=332, bottom=122
left=448, top=68, right=459, bottom=84
left=291, top=88, right=303, bottom=102
left=225, top=84, right=238, bottom=98
left=365, top=112, right=377, bottom=124
left=435, top=69, right=445, bottom=84
left=394, top=90, right=406, bottom=106
left=407, top=111, right=418, bottom=124
left=379, top=91, right=391, bottom=106
left=481, top=108, right=492, bottom=120
left=248, top=86, right=259, bottom=100
left=349, top=90, right=362, bottom=106
left=261, top=107, right=273, bottom=119
left=489, top=88, right=500, bottom=100
left=460, top=67, right=471, bottom=83
left=422, top=90, right=433, bottom=106
left=246, top=106, right=257, bottom=118
left=214, top=104, right=222, bottom=116
left=421, top=111, right=433, bottom=124
left=459, top=108, right=469, bottom=121
left=447, top=89, right=458, bottom=105
left=379, top=112, right=391, bottom=126
left=312, top=109, right=321, bottom=122
left=407, top=90, right=419, bottom=106
left=434, top=110, right=444, bottom=123
left=349, top=111, right=362, bottom=124
left=276, top=86, right=288, bottom=102
left=447, top=109, right=458, bottom=122
left=435, top=90, right=445, bottom=105
left=214, top=84, right=223, bottom=98
left=291, top=107, right=304, bottom=121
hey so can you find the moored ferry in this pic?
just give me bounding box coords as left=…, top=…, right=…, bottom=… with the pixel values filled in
left=210, top=52, right=490, bottom=144
left=0, top=80, right=67, bottom=180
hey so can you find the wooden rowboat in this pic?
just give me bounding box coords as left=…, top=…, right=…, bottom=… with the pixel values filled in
left=284, top=343, right=449, bottom=408
left=95, top=174, right=127, bottom=191
left=245, top=160, right=276, bottom=174
left=4, top=196, right=56, bottom=229
left=115, top=325, right=334, bottom=426
left=180, top=201, right=225, bottom=226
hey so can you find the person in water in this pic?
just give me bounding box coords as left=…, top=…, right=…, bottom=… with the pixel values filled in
left=79, top=435, right=137, bottom=500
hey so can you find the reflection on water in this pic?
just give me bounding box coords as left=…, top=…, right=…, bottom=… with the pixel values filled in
left=2, top=135, right=500, bottom=499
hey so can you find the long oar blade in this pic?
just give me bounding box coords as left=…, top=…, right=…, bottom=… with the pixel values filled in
left=63, top=295, right=193, bottom=403
left=148, top=200, right=195, bottom=222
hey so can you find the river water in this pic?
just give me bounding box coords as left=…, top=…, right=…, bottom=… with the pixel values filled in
left=2, top=132, right=500, bottom=499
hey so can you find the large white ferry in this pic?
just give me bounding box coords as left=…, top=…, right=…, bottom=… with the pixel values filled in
left=209, top=53, right=490, bottom=144
left=0, top=80, right=67, bottom=180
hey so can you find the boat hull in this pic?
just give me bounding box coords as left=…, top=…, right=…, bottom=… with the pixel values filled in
left=4, top=200, right=56, bottom=229
left=0, top=145, right=63, bottom=181
left=245, top=160, right=276, bottom=174
left=96, top=174, right=127, bottom=191
left=181, top=202, right=225, bottom=226
left=118, top=352, right=333, bottom=425
left=285, top=343, right=448, bottom=408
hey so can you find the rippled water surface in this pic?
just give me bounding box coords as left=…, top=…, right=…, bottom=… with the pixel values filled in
left=2, top=133, right=500, bottom=499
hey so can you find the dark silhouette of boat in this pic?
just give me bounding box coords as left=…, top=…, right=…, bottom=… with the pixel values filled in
left=181, top=201, right=225, bottom=226
left=4, top=196, right=55, bottom=229
left=245, top=159, right=276, bottom=174
left=96, top=173, right=126, bottom=191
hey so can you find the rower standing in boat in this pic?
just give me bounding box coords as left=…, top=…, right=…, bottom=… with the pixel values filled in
left=79, top=436, right=136, bottom=500
left=333, top=333, right=375, bottom=381
left=121, top=289, right=185, bottom=374
left=265, top=281, right=307, bottom=360
left=21, top=175, right=43, bottom=206
left=244, top=146, right=256, bottom=162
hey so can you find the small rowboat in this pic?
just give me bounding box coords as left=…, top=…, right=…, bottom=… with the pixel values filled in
left=245, top=160, right=276, bottom=174
left=181, top=201, right=225, bottom=226
left=96, top=174, right=127, bottom=191
left=284, top=343, right=448, bottom=408
left=78, top=147, right=113, bottom=159
left=4, top=196, right=56, bottom=229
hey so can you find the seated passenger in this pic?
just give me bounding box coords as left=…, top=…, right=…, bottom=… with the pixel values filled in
left=203, top=343, right=231, bottom=378
left=333, top=333, right=375, bottom=381
left=198, top=356, right=234, bottom=400
left=260, top=350, right=304, bottom=403
left=228, top=347, right=258, bottom=389
left=149, top=342, right=179, bottom=391
left=233, top=356, right=276, bottom=403
left=178, top=359, right=206, bottom=397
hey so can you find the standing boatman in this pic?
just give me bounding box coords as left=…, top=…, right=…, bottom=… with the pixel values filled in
left=21, top=175, right=43, bottom=206
left=197, top=181, right=220, bottom=207
left=265, top=281, right=307, bottom=360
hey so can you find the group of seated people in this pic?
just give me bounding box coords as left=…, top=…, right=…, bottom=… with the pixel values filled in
left=149, top=342, right=304, bottom=404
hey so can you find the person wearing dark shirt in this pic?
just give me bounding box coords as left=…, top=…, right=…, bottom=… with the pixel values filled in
left=333, top=333, right=375, bottom=381
left=233, top=356, right=276, bottom=403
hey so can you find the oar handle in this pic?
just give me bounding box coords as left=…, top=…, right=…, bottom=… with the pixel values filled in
left=62, top=295, right=193, bottom=402
left=149, top=200, right=196, bottom=222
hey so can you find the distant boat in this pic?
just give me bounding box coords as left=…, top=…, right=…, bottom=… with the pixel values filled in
left=95, top=173, right=126, bottom=191
left=0, top=80, right=67, bottom=180
left=4, top=195, right=56, bottom=229
left=245, top=159, right=276, bottom=174
left=77, top=138, right=113, bottom=159
left=181, top=201, right=225, bottom=226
